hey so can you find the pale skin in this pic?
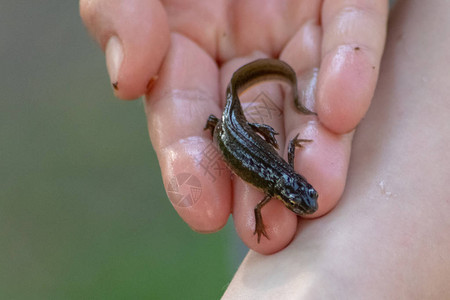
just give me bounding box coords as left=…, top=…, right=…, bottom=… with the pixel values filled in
left=80, top=0, right=389, bottom=254
left=223, top=0, right=450, bottom=298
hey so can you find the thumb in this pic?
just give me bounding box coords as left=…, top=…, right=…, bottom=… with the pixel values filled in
left=80, top=0, right=170, bottom=99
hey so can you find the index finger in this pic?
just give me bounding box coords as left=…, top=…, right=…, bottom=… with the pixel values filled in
left=145, top=33, right=231, bottom=232
left=80, top=0, right=170, bottom=100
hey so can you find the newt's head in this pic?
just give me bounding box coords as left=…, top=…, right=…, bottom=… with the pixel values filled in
left=276, top=174, right=318, bottom=215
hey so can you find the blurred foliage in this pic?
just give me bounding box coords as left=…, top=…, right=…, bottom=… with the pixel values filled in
left=0, top=2, right=241, bottom=299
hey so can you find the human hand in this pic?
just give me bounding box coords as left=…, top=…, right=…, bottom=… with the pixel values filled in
left=80, top=0, right=388, bottom=254
left=224, top=0, right=450, bottom=295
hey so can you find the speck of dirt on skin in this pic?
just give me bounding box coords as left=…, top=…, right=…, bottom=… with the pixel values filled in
left=146, top=75, right=159, bottom=91
left=112, top=81, right=119, bottom=90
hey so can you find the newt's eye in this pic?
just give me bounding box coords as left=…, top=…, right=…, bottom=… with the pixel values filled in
left=308, top=188, right=318, bottom=199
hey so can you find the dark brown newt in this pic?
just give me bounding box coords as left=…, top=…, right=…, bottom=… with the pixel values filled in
left=204, top=59, right=318, bottom=243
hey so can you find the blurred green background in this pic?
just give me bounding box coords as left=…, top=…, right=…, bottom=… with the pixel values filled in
left=0, top=2, right=246, bottom=299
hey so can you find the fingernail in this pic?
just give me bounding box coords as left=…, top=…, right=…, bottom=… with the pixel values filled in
left=298, top=68, right=319, bottom=112
left=105, top=36, right=123, bottom=91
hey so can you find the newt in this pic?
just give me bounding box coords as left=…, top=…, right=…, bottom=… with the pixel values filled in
left=204, top=59, right=318, bottom=243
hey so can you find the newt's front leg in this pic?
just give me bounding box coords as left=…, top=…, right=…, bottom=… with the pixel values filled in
left=288, top=133, right=312, bottom=167
left=253, top=194, right=273, bottom=243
